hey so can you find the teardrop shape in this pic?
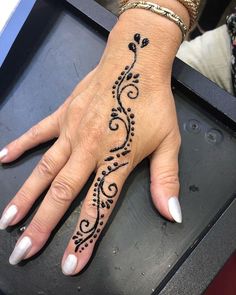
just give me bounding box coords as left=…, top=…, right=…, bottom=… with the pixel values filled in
left=128, top=42, right=136, bottom=52
left=141, top=38, right=149, bottom=48
left=133, top=73, right=140, bottom=78
left=134, top=33, right=141, bottom=44
left=127, top=73, right=133, bottom=80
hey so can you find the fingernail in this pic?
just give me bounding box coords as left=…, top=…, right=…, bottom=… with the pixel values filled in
left=9, top=236, right=32, bottom=265
left=0, top=205, right=18, bottom=230
left=168, top=196, right=182, bottom=223
left=62, top=254, right=78, bottom=275
left=0, top=148, right=8, bottom=161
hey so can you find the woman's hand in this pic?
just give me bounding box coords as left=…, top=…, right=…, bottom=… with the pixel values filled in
left=0, top=8, right=183, bottom=275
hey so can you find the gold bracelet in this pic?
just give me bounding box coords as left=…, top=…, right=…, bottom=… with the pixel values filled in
left=177, top=0, right=200, bottom=28
left=119, top=0, right=200, bottom=29
left=119, top=1, right=188, bottom=41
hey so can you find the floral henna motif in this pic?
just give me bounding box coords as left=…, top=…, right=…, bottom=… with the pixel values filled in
left=72, top=33, right=149, bottom=253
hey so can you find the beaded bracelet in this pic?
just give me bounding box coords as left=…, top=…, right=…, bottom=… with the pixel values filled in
left=119, top=1, right=188, bottom=41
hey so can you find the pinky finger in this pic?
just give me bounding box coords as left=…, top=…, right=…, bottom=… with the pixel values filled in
left=0, top=114, right=59, bottom=163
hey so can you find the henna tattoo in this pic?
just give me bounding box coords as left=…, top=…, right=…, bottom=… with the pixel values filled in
left=109, top=33, right=149, bottom=153
left=72, top=33, right=149, bottom=253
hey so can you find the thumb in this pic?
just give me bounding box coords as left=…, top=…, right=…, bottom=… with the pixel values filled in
left=150, top=131, right=182, bottom=223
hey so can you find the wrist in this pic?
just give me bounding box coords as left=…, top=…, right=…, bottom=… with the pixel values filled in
left=108, top=10, right=181, bottom=73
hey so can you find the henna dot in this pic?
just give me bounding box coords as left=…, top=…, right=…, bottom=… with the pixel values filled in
left=115, top=81, right=119, bottom=85
left=97, top=229, right=101, bottom=233
left=131, top=121, right=135, bottom=125
left=92, top=204, right=96, bottom=206
left=79, top=250, right=82, bottom=253
left=108, top=166, right=112, bottom=171
left=100, top=221, right=104, bottom=226
left=94, top=234, right=97, bottom=238
left=93, top=193, right=96, bottom=196
left=134, top=73, right=140, bottom=78
left=131, top=132, right=134, bottom=136
left=114, top=162, right=118, bottom=166
left=131, top=127, right=134, bottom=131
left=130, top=139, right=132, bottom=142
left=113, top=95, right=115, bottom=98
left=102, top=171, right=106, bottom=175
left=97, top=177, right=101, bottom=181
left=101, top=214, right=104, bottom=218
left=125, top=66, right=129, bottom=70
left=127, top=108, right=131, bottom=112
left=118, top=76, right=122, bottom=80
left=124, top=147, right=127, bottom=150
left=90, top=239, right=93, bottom=243
left=93, top=198, right=96, bottom=202
left=121, top=71, right=125, bottom=75
left=94, top=188, right=97, bottom=192
left=130, top=113, right=135, bottom=119
left=112, top=91, right=115, bottom=94
left=127, top=144, right=130, bottom=147
left=82, top=247, right=84, bottom=250
left=117, top=153, right=120, bottom=158
left=85, top=243, right=88, bottom=247
left=95, top=183, right=98, bottom=187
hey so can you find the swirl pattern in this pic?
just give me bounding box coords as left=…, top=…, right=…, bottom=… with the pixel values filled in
left=72, top=33, right=149, bottom=253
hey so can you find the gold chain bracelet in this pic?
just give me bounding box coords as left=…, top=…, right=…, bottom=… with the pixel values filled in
left=119, top=1, right=188, bottom=41
left=119, top=0, right=200, bottom=29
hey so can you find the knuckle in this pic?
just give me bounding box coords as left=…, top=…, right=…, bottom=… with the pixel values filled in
left=154, top=171, right=179, bottom=187
left=49, top=179, right=74, bottom=205
left=16, top=188, right=32, bottom=205
left=36, top=154, right=55, bottom=177
left=30, top=217, right=50, bottom=235
left=28, top=124, right=40, bottom=140
left=83, top=200, right=100, bottom=221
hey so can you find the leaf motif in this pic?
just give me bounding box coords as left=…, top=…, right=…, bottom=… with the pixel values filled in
left=128, top=42, right=136, bottom=53
left=141, top=38, right=149, bottom=48
left=134, top=33, right=141, bottom=44
left=127, top=73, right=133, bottom=80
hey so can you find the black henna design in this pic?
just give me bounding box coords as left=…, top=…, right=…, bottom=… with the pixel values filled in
left=73, top=33, right=149, bottom=253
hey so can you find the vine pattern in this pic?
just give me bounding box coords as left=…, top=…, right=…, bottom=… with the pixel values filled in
left=72, top=33, right=149, bottom=253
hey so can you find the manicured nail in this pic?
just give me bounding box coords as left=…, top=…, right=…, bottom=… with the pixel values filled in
left=62, top=254, right=78, bottom=275
left=0, top=148, right=8, bottom=160
left=9, top=236, right=32, bottom=265
left=168, top=196, right=182, bottom=223
left=0, top=205, right=18, bottom=230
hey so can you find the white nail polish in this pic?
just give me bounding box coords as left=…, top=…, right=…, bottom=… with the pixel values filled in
left=62, top=254, right=78, bottom=275
left=0, top=205, right=18, bottom=230
left=168, top=197, right=182, bottom=223
left=0, top=148, right=8, bottom=160
left=9, top=236, right=32, bottom=265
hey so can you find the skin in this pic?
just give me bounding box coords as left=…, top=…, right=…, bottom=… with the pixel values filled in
left=0, top=1, right=190, bottom=274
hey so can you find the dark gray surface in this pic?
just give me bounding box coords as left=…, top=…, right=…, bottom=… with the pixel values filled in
left=159, top=199, right=236, bottom=295
left=0, top=1, right=236, bottom=295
